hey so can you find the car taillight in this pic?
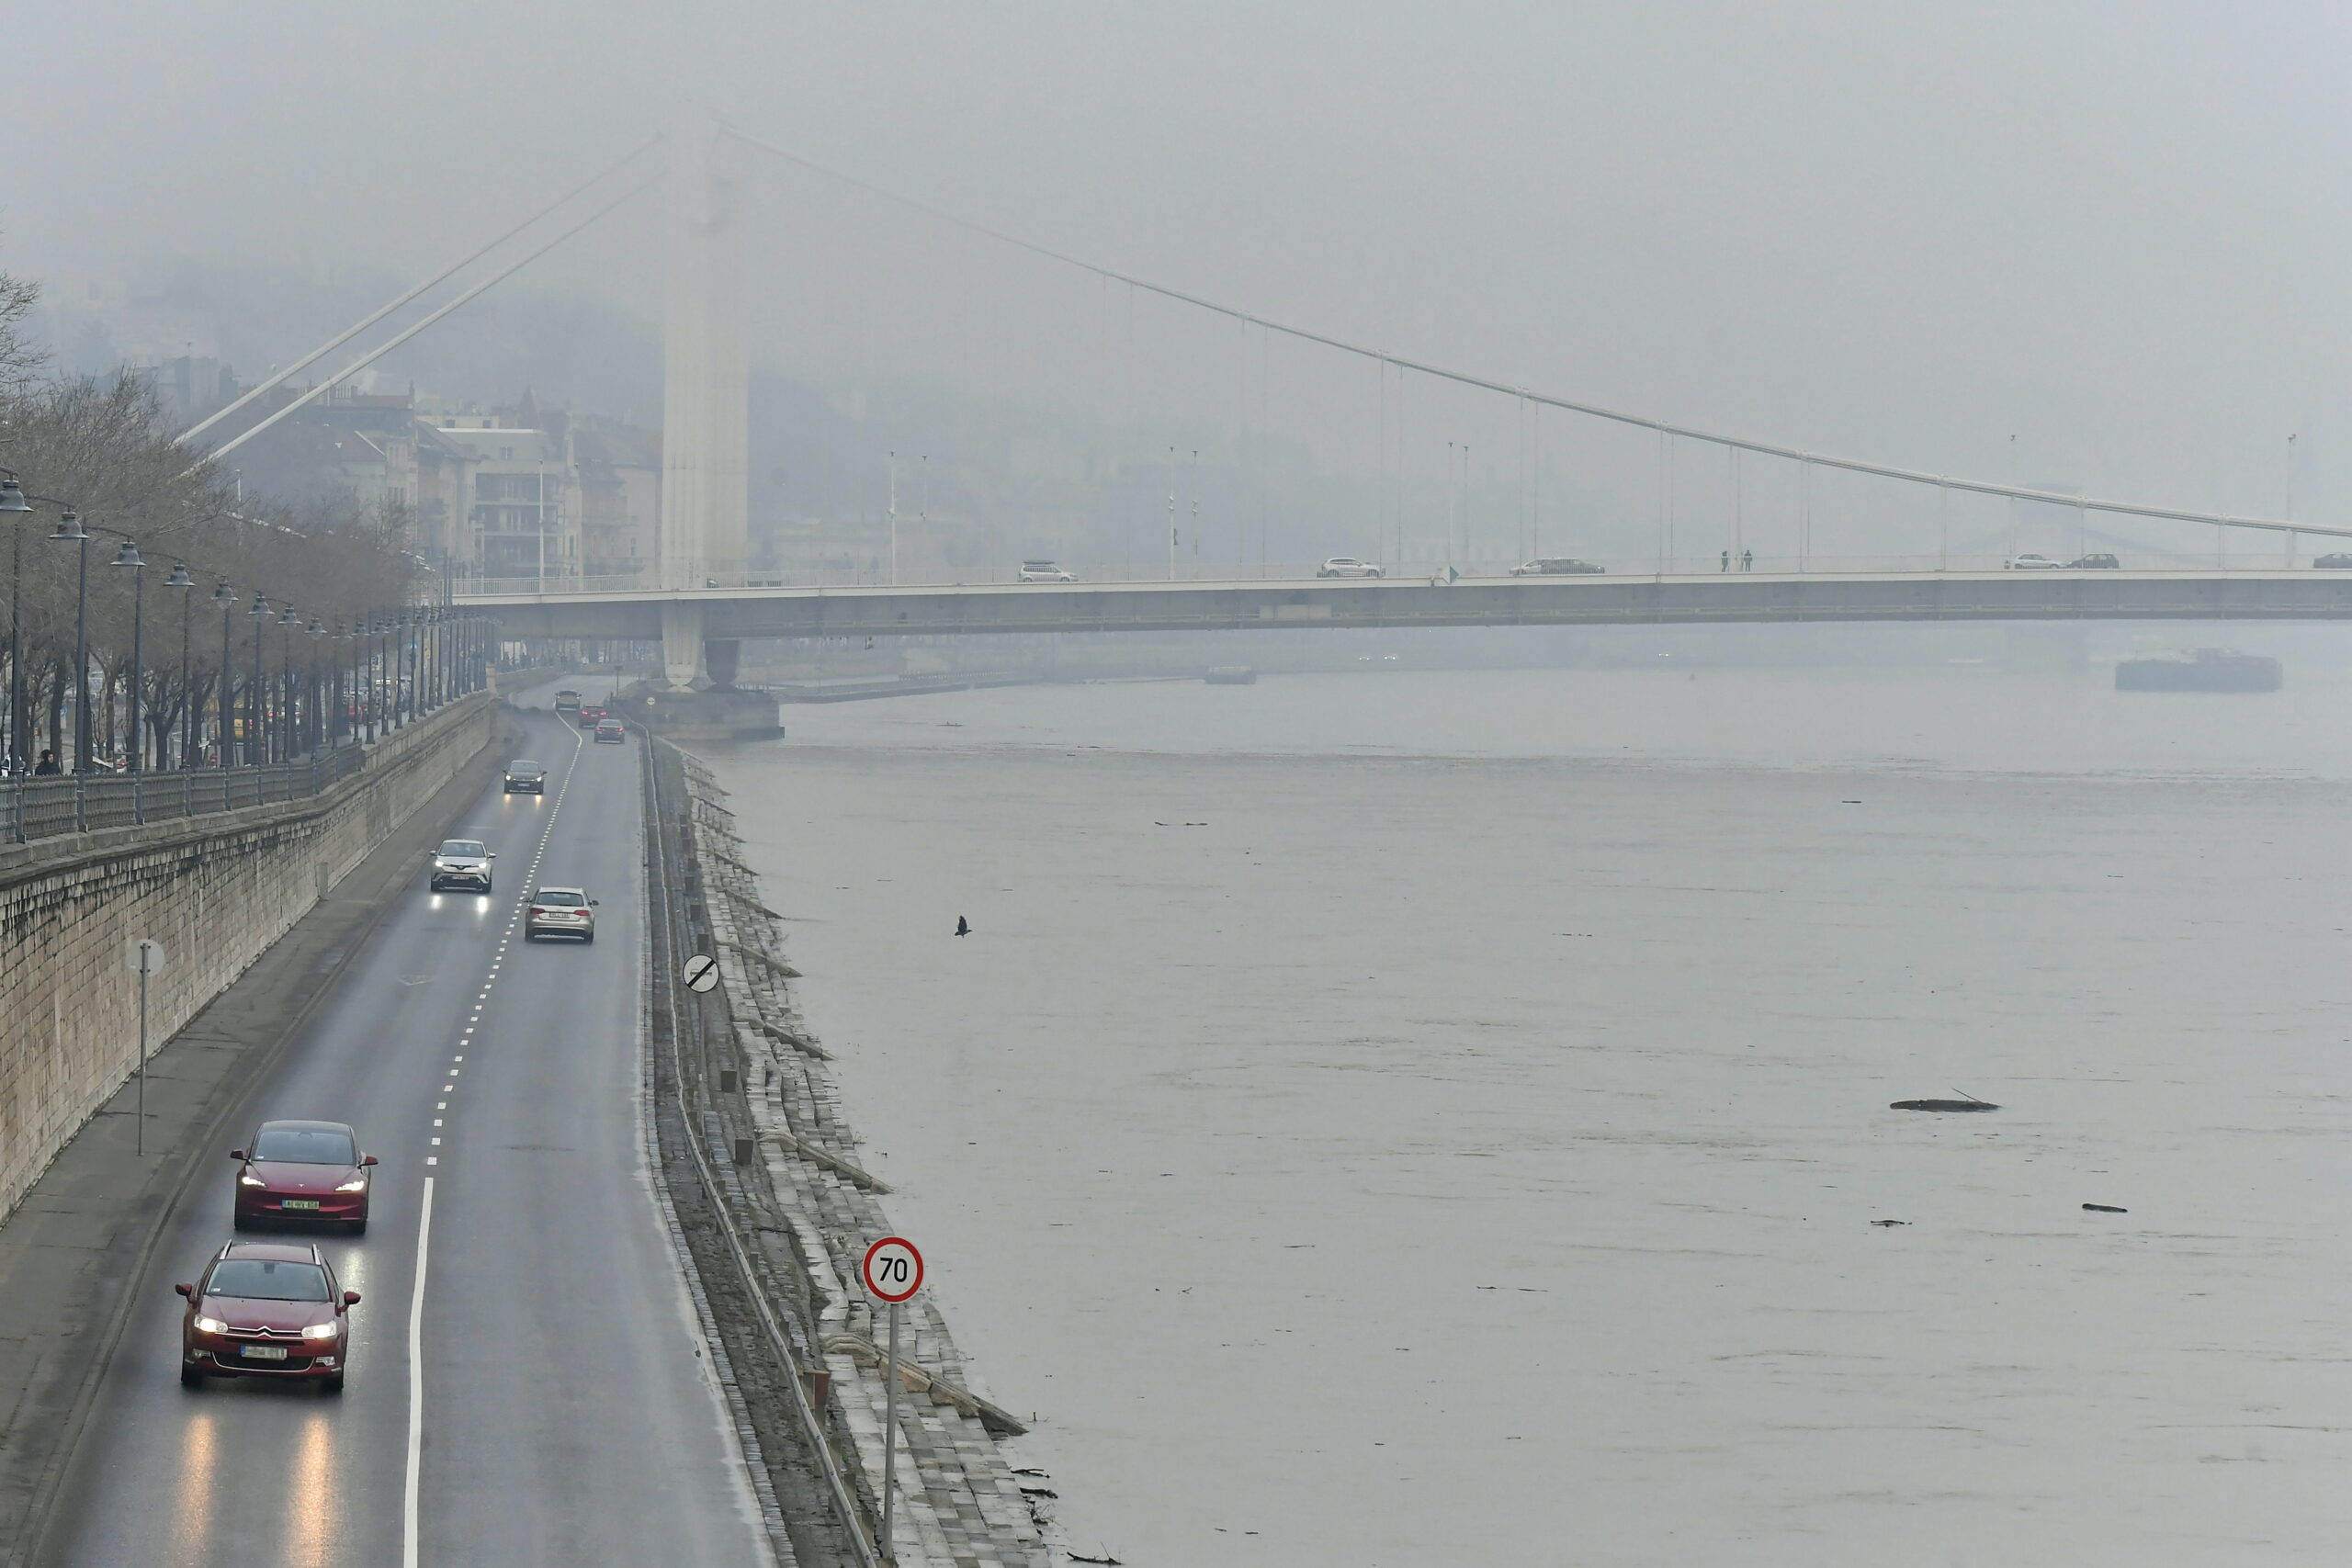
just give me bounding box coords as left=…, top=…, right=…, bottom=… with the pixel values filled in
left=532, top=907, right=548, bottom=917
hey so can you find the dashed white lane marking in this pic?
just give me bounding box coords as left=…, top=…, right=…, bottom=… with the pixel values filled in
left=410, top=709, right=590, bottom=1559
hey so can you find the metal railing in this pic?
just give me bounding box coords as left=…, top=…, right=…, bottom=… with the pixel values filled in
left=2, top=749, right=372, bottom=844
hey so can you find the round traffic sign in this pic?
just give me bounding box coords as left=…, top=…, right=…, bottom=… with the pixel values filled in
left=682, top=953, right=720, bottom=993
left=123, top=938, right=168, bottom=976
left=861, top=1235, right=923, bottom=1303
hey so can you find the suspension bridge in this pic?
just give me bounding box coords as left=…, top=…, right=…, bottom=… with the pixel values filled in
left=180, top=110, right=2343, bottom=690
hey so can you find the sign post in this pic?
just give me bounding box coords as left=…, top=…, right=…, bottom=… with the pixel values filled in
left=122, top=939, right=167, bottom=1155
left=860, top=1235, right=925, bottom=1563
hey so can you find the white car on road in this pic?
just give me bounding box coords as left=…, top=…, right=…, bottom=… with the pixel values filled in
left=1317, top=558, right=1385, bottom=579
left=2005, top=553, right=2064, bottom=570
left=1017, top=560, right=1077, bottom=582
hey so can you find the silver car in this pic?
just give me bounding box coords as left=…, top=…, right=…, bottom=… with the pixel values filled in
left=1017, top=559, right=1077, bottom=582
left=1317, top=557, right=1385, bottom=579
left=525, top=886, right=597, bottom=942
left=2005, top=553, right=2064, bottom=570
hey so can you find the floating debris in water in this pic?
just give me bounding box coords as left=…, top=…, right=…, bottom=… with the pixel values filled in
left=1890, top=1099, right=1999, bottom=1112
left=1871, top=1219, right=1911, bottom=1227
left=2082, top=1202, right=2128, bottom=1213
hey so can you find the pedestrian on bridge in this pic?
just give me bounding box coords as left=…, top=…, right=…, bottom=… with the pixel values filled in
left=1742, top=549, right=1754, bottom=572
left=32, top=750, right=59, bottom=775
left=1720, top=550, right=1729, bottom=572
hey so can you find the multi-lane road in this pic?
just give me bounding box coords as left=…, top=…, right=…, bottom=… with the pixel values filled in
left=36, top=690, right=770, bottom=1566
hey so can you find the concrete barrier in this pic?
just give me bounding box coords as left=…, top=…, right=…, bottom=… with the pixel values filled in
left=0, top=694, right=494, bottom=1221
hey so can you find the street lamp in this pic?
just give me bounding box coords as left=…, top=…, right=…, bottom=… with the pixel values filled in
left=305, top=620, right=323, bottom=755
left=277, top=604, right=300, bottom=762
left=213, top=581, right=235, bottom=768
left=109, top=539, right=146, bottom=773
left=247, top=594, right=269, bottom=766
left=166, top=563, right=194, bottom=769
left=47, top=511, right=92, bottom=773
left=0, top=474, right=30, bottom=773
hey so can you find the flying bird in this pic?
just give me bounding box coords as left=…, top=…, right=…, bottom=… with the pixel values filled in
left=955, top=916, right=971, bottom=937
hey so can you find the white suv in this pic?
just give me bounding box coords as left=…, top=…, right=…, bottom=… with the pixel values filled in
left=1317, top=558, right=1385, bottom=579
left=1017, top=560, right=1077, bottom=582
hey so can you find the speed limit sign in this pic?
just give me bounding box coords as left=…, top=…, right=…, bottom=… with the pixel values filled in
left=861, top=1235, right=924, bottom=1303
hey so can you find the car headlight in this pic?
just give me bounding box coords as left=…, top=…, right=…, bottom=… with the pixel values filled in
left=302, top=1321, right=340, bottom=1340
left=195, top=1315, right=228, bottom=1335
left=434, top=859, right=449, bottom=870
left=335, top=1175, right=368, bottom=1192
left=238, top=1171, right=266, bottom=1188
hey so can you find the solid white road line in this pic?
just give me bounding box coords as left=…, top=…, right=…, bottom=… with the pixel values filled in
left=403, top=1175, right=437, bottom=1568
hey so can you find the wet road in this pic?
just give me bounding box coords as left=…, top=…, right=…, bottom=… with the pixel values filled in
left=38, top=701, right=769, bottom=1567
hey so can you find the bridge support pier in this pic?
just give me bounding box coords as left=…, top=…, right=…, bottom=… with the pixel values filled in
left=662, top=601, right=706, bottom=690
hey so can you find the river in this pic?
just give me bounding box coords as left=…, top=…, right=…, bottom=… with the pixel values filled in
left=695, top=663, right=2352, bottom=1566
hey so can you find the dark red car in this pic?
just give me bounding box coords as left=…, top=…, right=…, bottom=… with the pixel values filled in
left=176, top=1239, right=360, bottom=1391
left=576, top=704, right=607, bottom=728
left=233, top=1120, right=377, bottom=1233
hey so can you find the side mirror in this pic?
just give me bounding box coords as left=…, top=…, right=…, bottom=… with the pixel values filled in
left=229, top=1149, right=246, bottom=1162
left=174, top=1282, right=193, bottom=1298
left=487, top=852, right=498, bottom=859
left=589, top=900, right=601, bottom=907
left=361, top=1155, right=379, bottom=1167
left=343, top=1291, right=362, bottom=1307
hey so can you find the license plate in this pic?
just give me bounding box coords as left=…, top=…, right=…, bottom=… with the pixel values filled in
left=238, top=1344, right=288, bottom=1360
left=281, top=1199, right=321, bottom=1211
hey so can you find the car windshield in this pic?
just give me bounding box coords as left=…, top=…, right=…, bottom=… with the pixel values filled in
left=207, top=1259, right=332, bottom=1302
left=536, top=891, right=584, bottom=907
left=440, top=840, right=485, bottom=858
left=253, top=1128, right=356, bottom=1164
left=510, top=761, right=541, bottom=773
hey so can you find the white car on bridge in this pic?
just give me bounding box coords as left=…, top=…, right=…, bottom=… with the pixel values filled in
left=1317, top=558, right=1385, bottom=579
left=1017, top=560, right=1077, bottom=582
left=2004, top=553, right=2064, bottom=570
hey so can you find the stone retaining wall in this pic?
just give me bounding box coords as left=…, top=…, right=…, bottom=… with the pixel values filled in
left=0, top=695, right=494, bottom=1220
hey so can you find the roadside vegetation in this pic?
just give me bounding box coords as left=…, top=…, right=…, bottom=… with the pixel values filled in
left=0, top=253, right=419, bottom=769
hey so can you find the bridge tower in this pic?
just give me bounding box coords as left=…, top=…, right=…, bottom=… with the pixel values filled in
left=659, top=107, right=748, bottom=687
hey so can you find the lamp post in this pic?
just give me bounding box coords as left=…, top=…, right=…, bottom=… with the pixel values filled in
left=214, top=581, right=236, bottom=768
left=277, top=605, right=300, bottom=762
left=306, top=620, right=323, bottom=754
left=0, top=475, right=29, bottom=773
left=247, top=595, right=269, bottom=766
left=330, top=623, right=346, bottom=749
left=109, top=539, right=146, bottom=773
left=47, top=511, right=92, bottom=773
left=167, top=564, right=194, bottom=769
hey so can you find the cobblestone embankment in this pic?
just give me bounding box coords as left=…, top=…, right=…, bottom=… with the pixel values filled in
left=673, top=750, right=1070, bottom=1568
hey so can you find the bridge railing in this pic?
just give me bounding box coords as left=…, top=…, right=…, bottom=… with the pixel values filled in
left=455, top=550, right=2331, bottom=599
left=0, top=747, right=373, bottom=844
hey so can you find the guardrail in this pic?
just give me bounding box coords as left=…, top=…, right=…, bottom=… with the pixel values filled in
left=0, top=749, right=370, bottom=844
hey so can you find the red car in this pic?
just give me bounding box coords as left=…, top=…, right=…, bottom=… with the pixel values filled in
left=176, top=1239, right=361, bottom=1391
left=233, top=1120, right=377, bottom=1233
left=576, top=704, right=607, bottom=728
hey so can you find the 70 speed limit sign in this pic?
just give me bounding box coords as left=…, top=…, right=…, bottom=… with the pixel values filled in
left=861, top=1235, right=924, bottom=1303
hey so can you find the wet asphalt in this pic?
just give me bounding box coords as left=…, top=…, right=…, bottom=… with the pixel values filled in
left=36, top=702, right=768, bottom=1567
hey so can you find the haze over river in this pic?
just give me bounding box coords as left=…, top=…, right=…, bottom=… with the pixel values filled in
left=697, top=662, right=2352, bottom=1566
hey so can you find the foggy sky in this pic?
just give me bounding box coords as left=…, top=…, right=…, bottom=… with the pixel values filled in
left=7, top=1, right=2347, bottom=528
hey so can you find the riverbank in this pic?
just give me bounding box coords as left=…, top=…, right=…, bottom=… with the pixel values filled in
left=653, top=739, right=1063, bottom=1566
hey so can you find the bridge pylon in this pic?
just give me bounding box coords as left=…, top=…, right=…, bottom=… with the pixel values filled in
left=659, top=107, right=748, bottom=687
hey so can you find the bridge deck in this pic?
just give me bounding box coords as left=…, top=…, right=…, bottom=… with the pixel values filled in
left=458, top=570, right=2352, bottom=641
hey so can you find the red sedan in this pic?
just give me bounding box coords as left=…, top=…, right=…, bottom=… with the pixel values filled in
left=232, top=1120, right=378, bottom=1234
left=176, top=1239, right=361, bottom=1392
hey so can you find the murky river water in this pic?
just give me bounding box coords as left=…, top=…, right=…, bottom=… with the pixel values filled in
left=695, top=665, right=2352, bottom=1566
